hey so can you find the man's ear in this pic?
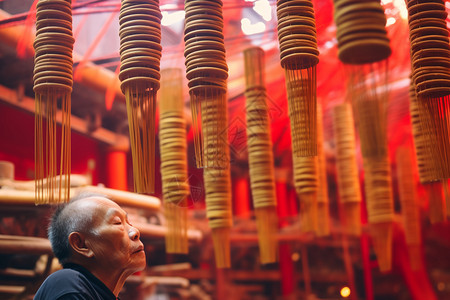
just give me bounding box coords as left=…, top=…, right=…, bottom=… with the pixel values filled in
left=68, top=232, right=94, bottom=258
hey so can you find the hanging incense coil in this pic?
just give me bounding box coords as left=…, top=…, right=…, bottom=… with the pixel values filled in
left=293, top=155, right=318, bottom=233
left=409, top=77, right=436, bottom=184
left=353, top=93, right=388, bottom=159
left=333, top=0, right=391, bottom=65
left=184, top=0, right=232, bottom=268
left=184, top=0, right=228, bottom=168
left=276, top=0, right=319, bottom=157
left=407, top=0, right=450, bottom=180
left=33, top=0, right=74, bottom=204
left=159, top=69, right=190, bottom=254
left=119, top=0, right=162, bottom=194
left=316, top=104, right=330, bottom=236
left=244, top=47, right=278, bottom=264
left=363, top=156, right=394, bottom=272
left=396, top=146, right=421, bottom=270
left=334, top=0, right=393, bottom=271
left=332, top=103, right=362, bottom=236
left=426, top=182, right=446, bottom=224
left=354, top=78, right=394, bottom=271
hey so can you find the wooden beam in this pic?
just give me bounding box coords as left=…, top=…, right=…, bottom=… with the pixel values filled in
left=0, top=235, right=52, bottom=254
left=0, top=285, right=25, bottom=294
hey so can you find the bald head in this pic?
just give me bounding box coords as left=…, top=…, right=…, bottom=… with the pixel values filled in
left=48, top=193, right=111, bottom=265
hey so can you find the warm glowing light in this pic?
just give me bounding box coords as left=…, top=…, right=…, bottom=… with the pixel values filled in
left=386, top=17, right=396, bottom=26
left=393, top=0, right=408, bottom=20
left=340, top=286, right=351, bottom=298
left=241, top=18, right=266, bottom=35
left=253, top=0, right=272, bottom=21
left=291, top=252, right=300, bottom=262
left=161, top=10, right=185, bottom=27
left=437, top=282, right=445, bottom=292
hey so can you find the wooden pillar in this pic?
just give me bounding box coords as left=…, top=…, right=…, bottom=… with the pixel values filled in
left=106, top=148, right=128, bottom=190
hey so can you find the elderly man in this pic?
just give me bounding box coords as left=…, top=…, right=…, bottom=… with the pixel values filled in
left=34, top=193, right=146, bottom=299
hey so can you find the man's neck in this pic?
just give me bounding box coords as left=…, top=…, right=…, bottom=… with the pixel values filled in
left=68, top=260, right=125, bottom=297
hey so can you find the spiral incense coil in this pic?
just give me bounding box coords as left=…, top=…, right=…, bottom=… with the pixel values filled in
left=293, top=154, right=318, bottom=233
left=363, top=156, right=394, bottom=272
left=332, top=103, right=362, bottom=236
left=184, top=0, right=228, bottom=168
left=316, top=104, right=330, bottom=236
left=286, top=79, right=317, bottom=157
left=119, top=0, right=162, bottom=194
left=203, top=165, right=232, bottom=268
left=33, top=0, right=74, bottom=204
left=396, top=146, right=421, bottom=269
left=363, top=156, right=394, bottom=224
left=409, top=78, right=435, bottom=184
left=353, top=96, right=388, bottom=158
left=406, top=0, right=450, bottom=180
left=244, top=47, right=278, bottom=264
left=183, top=0, right=231, bottom=268
left=159, top=69, right=190, bottom=254
left=427, top=182, right=446, bottom=224
left=276, top=0, right=319, bottom=157
left=333, top=0, right=391, bottom=65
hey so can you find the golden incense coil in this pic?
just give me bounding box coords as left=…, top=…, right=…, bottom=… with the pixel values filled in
left=363, top=156, right=394, bottom=272
left=353, top=95, right=388, bottom=158
left=396, top=146, right=421, bottom=270
left=203, top=166, right=232, bottom=268
left=244, top=47, right=278, bottom=264
left=334, top=0, right=391, bottom=65
left=286, top=78, right=317, bottom=157
left=159, top=68, right=190, bottom=254
left=409, top=78, right=435, bottom=183
left=119, top=0, right=162, bottom=194
left=183, top=2, right=233, bottom=267
left=33, top=0, right=74, bottom=204
left=200, top=90, right=232, bottom=268
left=293, top=155, right=318, bottom=233
left=426, top=182, right=446, bottom=224
left=184, top=0, right=228, bottom=168
left=332, top=103, right=362, bottom=236
left=370, top=221, right=393, bottom=273
left=276, top=0, right=319, bottom=156
left=316, top=104, right=330, bottom=236
left=407, top=0, right=450, bottom=180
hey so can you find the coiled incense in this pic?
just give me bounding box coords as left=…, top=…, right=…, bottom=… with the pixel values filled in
left=276, top=0, right=319, bottom=157
left=34, top=0, right=74, bottom=204
left=159, top=68, right=190, bottom=254
left=119, top=0, right=162, bottom=194
left=332, top=103, right=362, bottom=236
left=244, top=47, right=278, bottom=263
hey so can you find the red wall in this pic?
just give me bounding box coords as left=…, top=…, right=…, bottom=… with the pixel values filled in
left=0, top=102, right=106, bottom=184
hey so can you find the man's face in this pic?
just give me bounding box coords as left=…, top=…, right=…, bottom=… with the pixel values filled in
left=82, top=197, right=146, bottom=275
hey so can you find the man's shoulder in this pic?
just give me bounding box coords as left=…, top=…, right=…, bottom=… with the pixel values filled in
left=43, top=267, right=88, bottom=285
left=34, top=268, right=92, bottom=299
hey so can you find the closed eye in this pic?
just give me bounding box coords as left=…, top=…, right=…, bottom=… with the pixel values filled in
left=112, top=216, right=123, bottom=225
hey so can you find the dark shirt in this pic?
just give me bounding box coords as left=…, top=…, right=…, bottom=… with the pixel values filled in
left=34, top=263, right=117, bottom=300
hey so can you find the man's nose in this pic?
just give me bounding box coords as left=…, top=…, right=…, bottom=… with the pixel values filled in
left=129, top=226, right=140, bottom=240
